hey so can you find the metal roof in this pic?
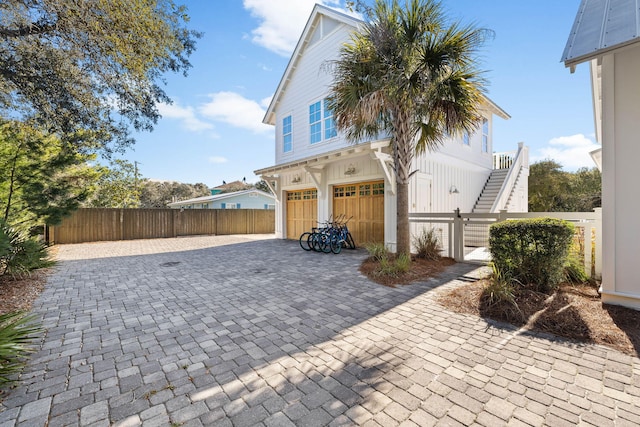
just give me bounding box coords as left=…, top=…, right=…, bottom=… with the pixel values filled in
left=167, top=189, right=274, bottom=207
left=562, top=0, right=640, bottom=68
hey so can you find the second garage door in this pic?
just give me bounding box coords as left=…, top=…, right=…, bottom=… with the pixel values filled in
left=333, top=181, right=384, bottom=246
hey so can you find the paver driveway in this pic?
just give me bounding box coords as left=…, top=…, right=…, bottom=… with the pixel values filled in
left=0, top=235, right=639, bottom=426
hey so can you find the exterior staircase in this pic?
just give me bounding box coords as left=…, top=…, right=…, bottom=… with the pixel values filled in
left=465, top=141, right=529, bottom=247
left=472, top=169, right=509, bottom=214
left=465, top=169, right=510, bottom=247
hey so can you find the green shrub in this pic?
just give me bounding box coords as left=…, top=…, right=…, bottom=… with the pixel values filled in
left=483, top=264, right=517, bottom=307
left=489, top=217, right=574, bottom=293
left=376, top=252, right=411, bottom=277
left=564, top=252, right=588, bottom=284
left=0, top=221, right=54, bottom=277
left=412, top=228, right=441, bottom=260
left=365, top=243, right=411, bottom=277
left=365, top=242, right=389, bottom=262
left=8, top=239, right=54, bottom=276
left=0, top=311, right=42, bottom=386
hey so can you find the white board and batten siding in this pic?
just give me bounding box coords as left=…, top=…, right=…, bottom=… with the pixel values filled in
left=274, top=18, right=358, bottom=166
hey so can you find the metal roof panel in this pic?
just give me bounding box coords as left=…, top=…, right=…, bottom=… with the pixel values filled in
left=563, top=0, right=640, bottom=67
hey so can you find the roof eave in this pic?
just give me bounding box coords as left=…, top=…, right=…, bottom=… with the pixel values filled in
left=482, top=95, right=510, bottom=120
left=263, top=4, right=362, bottom=126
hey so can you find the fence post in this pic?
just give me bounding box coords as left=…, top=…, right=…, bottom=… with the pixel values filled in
left=119, top=209, right=124, bottom=240
left=453, top=208, right=463, bottom=262
left=593, top=207, right=602, bottom=280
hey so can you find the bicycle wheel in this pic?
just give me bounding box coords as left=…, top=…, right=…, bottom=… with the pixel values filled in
left=346, top=232, right=356, bottom=249
left=299, top=232, right=312, bottom=251
left=311, top=233, right=324, bottom=252
left=330, top=236, right=342, bottom=254
left=316, top=232, right=330, bottom=253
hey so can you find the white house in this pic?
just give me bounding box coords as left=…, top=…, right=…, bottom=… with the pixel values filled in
left=167, top=189, right=275, bottom=210
left=563, top=0, right=640, bottom=310
left=255, top=4, right=528, bottom=249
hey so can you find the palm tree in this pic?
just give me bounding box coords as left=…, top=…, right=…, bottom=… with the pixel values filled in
left=329, top=0, right=489, bottom=257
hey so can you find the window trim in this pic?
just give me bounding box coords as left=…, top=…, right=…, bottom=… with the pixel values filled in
left=309, top=97, right=337, bottom=145
left=309, top=101, right=322, bottom=144
left=283, top=115, right=293, bottom=153
left=482, top=118, right=489, bottom=153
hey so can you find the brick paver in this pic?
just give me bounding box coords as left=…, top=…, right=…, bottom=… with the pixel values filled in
left=0, top=235, right=638, bottom=426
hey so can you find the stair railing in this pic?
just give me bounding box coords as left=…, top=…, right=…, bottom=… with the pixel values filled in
left=490, top=142, right=527, bottom=212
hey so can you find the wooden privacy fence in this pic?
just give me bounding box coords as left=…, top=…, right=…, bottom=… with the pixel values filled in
left=48, top=208, right=275, bottom=244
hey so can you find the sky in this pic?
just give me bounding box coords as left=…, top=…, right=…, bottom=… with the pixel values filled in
left=123, top=0, right=597, bottom=187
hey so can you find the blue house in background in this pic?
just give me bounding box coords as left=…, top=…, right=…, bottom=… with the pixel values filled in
left=167, top=189, right=275, bottom=210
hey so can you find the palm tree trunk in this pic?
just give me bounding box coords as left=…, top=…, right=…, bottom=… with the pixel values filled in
left=393, top=108, right=414, bottom=257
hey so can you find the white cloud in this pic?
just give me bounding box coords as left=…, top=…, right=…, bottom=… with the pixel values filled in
left=157, top=102, right=214, bottom=132
left=208, top=156, right=228, bottom=164
left=243, top=0, right=354, bottom=56
left=199, top=92, right=272, bottom=134
left=532, top=134, right=600, bottom=170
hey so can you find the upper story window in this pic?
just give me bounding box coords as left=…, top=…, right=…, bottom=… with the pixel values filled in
left=283, top=115, right=292, bottom=152
left=324, top=99, right=337, bottom=139
left=482, top=119, right=489, bottom=153
left=309, top=101, right=322, bottom=144
left=309, top=98, right=337, bottom=144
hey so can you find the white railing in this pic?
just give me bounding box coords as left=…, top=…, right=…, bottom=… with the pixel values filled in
left=493, top=150, right=516, bottom=169
left=491, top=142, right=528, bottom=212
left=409, top=208, right=602, bottom=279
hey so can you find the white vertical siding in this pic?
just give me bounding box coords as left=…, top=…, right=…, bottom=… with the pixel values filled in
left=275, top=22, right=357, bottom=166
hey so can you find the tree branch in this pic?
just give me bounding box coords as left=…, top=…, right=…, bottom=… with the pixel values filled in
left=0, top=21, right=56, bottom=38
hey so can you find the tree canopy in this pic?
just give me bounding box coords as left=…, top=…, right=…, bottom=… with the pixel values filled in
left=528, top=159, right=601, bottom=212
left=0, top=0, right=200, bottom=154
left=0, top=120, right=98, bottom=232
left=329, top=0, right=489, bottom=256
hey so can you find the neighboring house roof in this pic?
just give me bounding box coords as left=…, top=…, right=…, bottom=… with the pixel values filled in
left=167, top=189, right=274, bottom=207
left=263, top=3, right=509, bottom=126
left=562, top=0, right=640, bottom=68
left=213, top=180, right=252, bottom=191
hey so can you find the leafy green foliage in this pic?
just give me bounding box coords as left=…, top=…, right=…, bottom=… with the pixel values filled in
left=489, top=218, right=575, bottom=293
left=0, top=121, right=98, bottom=232
left=0, top=311, right=42, bottom=386
left=365, top=242, right=389, bottom=262
left=412, top=228, right=441, bottom=260
left=365, top=243, right=411, bottom=277
left=8, top=239, right=54, bottom=277
left=483, top=264, right=518, bottom=308
left=528, top=160, right=601, bottom=212
left=1, top=220, right=54, bottom=277
left=329, top=0, right=490, bottom=257
left=139, top=180, right=210, bottom=208
left=0, top=0, right=200, bottom=154
left=85, top=159, right=141, bottom=208
left=564, top=249, right=588, bottom=284
left=377, top=253, right=411, bottom=277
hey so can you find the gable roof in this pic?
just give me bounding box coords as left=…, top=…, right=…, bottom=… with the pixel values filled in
left=263, top=3, right=509, bottom=126
left=167, top=189, right=274, bottom=207
left=562, top=0, right=640, bottom=68
left=263, top=4, right=365, bottom=126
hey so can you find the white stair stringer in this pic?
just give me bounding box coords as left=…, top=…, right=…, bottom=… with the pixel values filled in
left=466, top=168, right=511, bottom=247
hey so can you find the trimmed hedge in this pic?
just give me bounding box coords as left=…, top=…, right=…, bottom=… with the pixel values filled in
left=489, top=217, right=574, bottom=292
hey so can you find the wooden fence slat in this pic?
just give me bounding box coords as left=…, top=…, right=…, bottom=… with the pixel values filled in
left=50, top=208, right=274, bottom=244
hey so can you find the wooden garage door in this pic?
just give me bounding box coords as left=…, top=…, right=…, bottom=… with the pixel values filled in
left=286, top=189, right=317, bottom=239
left=333, top=181, right=384, bottom=245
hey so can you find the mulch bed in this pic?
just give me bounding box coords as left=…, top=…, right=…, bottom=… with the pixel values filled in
left=359, top=255, right=640, bottom=358
left=359, top=256, right=456, bottom=287
left=436, top=280, right=640, bottom=357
